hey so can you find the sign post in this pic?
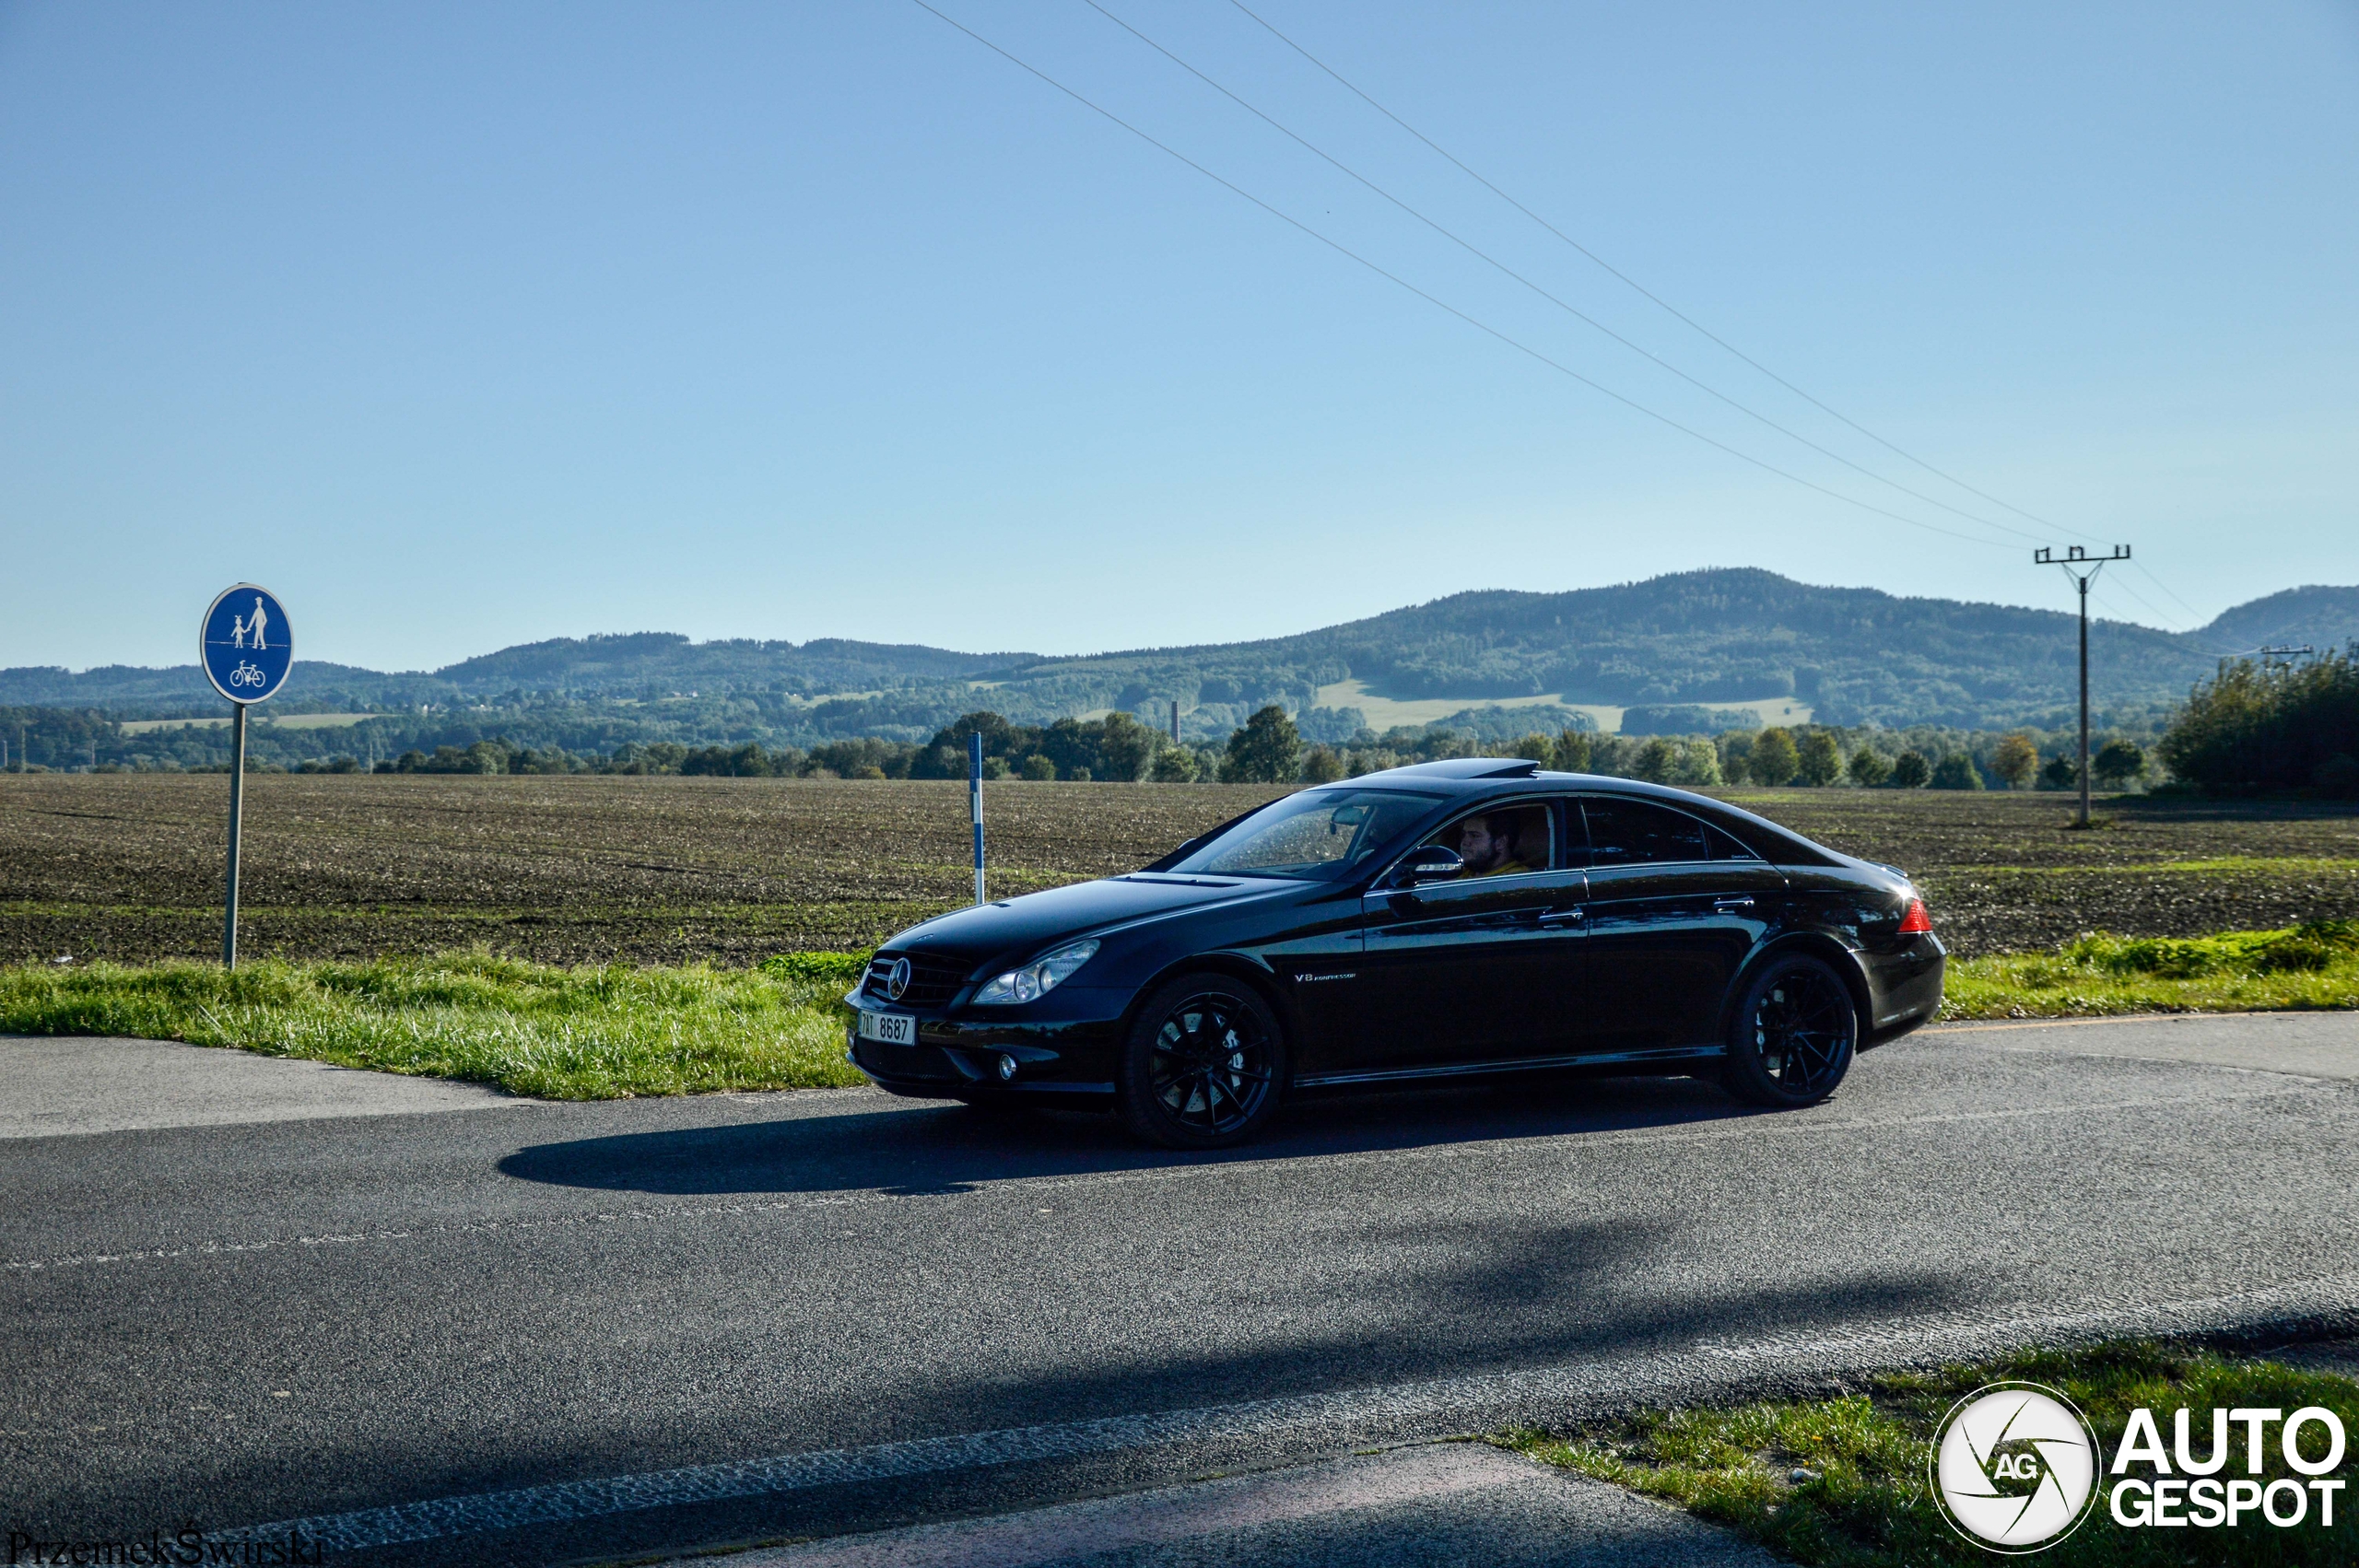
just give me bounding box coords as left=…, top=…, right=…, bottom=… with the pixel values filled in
left=969, top=732, right=986, bottom=906
left=199, top=585, right=294, bottom=967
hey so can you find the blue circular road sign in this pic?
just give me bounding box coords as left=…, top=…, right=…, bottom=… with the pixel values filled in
left=200, top=584, right=294, bottom=704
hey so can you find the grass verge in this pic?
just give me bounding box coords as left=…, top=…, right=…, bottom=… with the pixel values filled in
left=1943, top=919, right=2359, bottom=1020
left=0, top=950, right=870, bottom=1098
left=8, top=919, right=2354, bottom=1096
left=1504, top=1340, right=2358, bottom=1565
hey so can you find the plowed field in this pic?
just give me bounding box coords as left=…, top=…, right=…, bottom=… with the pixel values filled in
left=5, top=774, right=2355, bottom=965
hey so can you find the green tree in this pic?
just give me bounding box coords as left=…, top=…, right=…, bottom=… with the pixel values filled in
left=1097, top=711, right=1158, bottom=782
left=1794, top=730, right=1843, bottom=787
left=2158, top=649, right=2359, bottom=791
left=1749, top=727, right=1800, bottom=786
left=1221, top=705, right=1302, bottom=783
left=1300, top=745, right=1347, bottom=784
left=1551, top=730, right=1592, bottom=773
left=1848, top=746, right=1892, bottom=788
left=1670, top=739, right=1722, bottom=787
left=1508, top=732, right=1555, bottom=766
left=1992, top=731, right=2039, bottom=790
left=2041, top=754, right=2079, bottom=790
left=1891, top=750, right=1932, bottom=789
left=1632, top=737, right=1678, bottom=783
left=2093, top=738, right=2147, bottom=790
left=1150, top=746, right=1199, bottom=782
left=1931, top=753, right=1986, bottom=790
left=1020, top=755, right=1056, bottom=781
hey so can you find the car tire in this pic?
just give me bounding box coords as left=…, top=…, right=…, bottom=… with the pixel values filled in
left=1118, top=973, right=1288, bottom=1149
left=1722, top=954, right=1859, bottom=1108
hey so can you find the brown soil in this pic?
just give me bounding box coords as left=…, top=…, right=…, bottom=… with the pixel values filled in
left=6, top=775, right=2355, bottom=965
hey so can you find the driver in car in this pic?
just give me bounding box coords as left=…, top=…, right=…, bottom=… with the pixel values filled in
left=1455, top=813, right=1532, bottom=878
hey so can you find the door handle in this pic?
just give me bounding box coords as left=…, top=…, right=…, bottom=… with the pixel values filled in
left=1537, top=907, right=1585, bottom=926
left=1713, top=896, right=1756, bottom=912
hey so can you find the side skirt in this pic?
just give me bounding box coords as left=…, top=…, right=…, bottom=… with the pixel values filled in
left=1296, top=1044, right=1726, bottom=1089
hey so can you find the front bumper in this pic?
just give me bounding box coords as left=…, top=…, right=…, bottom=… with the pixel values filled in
left=844, top=987, right=1128, bottom=1101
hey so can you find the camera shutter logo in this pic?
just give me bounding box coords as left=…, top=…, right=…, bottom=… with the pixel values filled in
left=1931, top=1382, right=2102, bottom=1552
left=886, top=958, right=911, bottom=1001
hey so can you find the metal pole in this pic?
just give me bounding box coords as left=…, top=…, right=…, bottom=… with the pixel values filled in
left=223, top=704, right=247, bottom=967
left=969, top=731, right=986, bottom=905
left=2078, top=573, right=2091, bottom=830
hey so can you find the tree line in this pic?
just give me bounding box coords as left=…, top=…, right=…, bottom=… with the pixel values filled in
left=2156, top=646, right=2359, bottom=797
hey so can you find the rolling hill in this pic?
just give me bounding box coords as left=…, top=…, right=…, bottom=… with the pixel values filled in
left=6, top=571, right=2355, bottom=753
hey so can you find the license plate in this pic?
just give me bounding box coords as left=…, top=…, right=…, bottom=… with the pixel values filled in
left=857, top=1011, right=915, bottom=1046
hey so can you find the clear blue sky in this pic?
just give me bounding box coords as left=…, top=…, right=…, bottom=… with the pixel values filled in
left=4, top=1, right=2353, bottom=673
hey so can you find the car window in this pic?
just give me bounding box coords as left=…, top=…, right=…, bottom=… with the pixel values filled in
left=1579, top=798, right=1716, bottom=867
left=1168, top=789, right=1444, bottom=880
left=1416, top=801, right=1554, bottom=878
left=1708, top=825, right=1762, bottom=861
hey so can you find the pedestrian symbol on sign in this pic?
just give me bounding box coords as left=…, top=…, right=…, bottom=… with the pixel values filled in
left=201, top=585, right=291, bottom=705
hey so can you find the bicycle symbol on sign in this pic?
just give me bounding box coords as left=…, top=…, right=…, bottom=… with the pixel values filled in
left=229, top=661, right=267, bottom=690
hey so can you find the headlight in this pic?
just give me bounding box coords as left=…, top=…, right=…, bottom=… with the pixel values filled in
left=971, top=940, right=1098, bottom=1005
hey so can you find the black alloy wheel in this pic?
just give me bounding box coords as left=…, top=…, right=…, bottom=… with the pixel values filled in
left=1119, top=974, right=1286, bottom=1149
left=1722, top=954, right=1858, bottom=1107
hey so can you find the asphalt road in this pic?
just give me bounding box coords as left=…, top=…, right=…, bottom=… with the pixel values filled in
left=6, top=1013, right=2359, bottom=1565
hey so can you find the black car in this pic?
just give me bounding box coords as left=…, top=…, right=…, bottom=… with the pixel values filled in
left=847, top=758, right=1945, bottom=1148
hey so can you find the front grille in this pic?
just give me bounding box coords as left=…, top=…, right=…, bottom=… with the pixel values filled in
left=863, top=953, right=969, bottom=1006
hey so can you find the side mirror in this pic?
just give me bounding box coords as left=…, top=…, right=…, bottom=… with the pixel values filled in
left=1390, top=846, right=1463, bottom=886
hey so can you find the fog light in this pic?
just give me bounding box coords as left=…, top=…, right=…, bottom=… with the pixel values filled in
left=996, top=1053, right=1019, bottom=1082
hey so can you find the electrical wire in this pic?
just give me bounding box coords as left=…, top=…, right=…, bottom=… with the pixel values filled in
left=908, top=0, right=2013, bottom=552
left=1078, top=0, right=2056, bottom=554
left=1226, top=0, right=2223, bottom=629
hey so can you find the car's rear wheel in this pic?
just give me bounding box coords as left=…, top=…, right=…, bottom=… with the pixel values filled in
left=1119, top=974, right=1286, bottom=1149
left=1722, top=954, right=1858, bottom=1107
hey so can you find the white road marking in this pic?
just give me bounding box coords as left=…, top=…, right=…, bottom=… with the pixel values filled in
left=207, top=1270, right=2359, bottom=1554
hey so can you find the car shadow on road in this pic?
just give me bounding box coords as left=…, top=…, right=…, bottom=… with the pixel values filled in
left=498, top=1074, right=1773, bottom=1198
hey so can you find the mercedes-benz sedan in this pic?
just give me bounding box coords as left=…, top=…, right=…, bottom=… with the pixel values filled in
left=847, top=757, right=1944, bottom=1147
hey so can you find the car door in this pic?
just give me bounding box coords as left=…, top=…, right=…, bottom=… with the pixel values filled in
left=1571, top=795, right=1785, bottom=1055
left=1352, top=797, right=1587, bottom=1073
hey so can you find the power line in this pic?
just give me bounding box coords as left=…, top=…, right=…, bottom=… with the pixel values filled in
left=1225, top=1, right=2103, bottom=537
left=1078, top=0, right=2056, bottom=554
left=909, top=0, right=2011, bottom=552
left=1225, top=0, right=2224, bottom=627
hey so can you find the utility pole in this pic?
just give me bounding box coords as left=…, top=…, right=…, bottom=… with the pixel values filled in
left=2260, top=644, right=2314, bottom=670
left=1169, top=701, right=1180, bottom=745
left=2035, top=544, right=2131, bottom=828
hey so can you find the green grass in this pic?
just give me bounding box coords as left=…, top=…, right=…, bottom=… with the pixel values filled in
left=1505, top=1340, right=2359, bottom=1565
left=1944, top=919, right=2359, bottom=1020
left=0, top=950, right=871, bottom=1098
left=8, top=919, right=2355, bottom=1097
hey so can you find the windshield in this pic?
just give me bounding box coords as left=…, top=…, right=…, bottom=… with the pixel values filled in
left=1166, top=789, right=1444, bottom=881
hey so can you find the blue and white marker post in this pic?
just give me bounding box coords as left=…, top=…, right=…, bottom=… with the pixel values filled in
left=969, top=732, right=986, bottom=905
left=199, top=584, right=294, bottom=968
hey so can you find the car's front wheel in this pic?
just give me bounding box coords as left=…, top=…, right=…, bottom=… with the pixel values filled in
left=1119, top=973, right=1287, bottom=1149
left=1722, top=954, right=1858, bottom=1107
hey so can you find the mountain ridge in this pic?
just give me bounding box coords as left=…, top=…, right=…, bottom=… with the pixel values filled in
left=6, top=569, right=2356, bottom=737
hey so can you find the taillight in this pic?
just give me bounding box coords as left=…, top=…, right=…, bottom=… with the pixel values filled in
left=1896, top=897, right=1932, bottom=934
